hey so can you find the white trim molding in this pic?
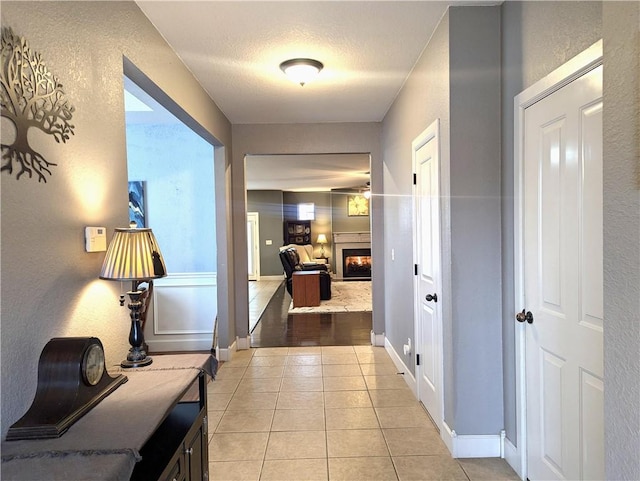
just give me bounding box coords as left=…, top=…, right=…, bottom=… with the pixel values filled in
left=384, top=337, right=417, bottom=397
left=385, top=335, right=505, bottom=460
left=442, top=423, right=504, bottom=459
left=503, top=436, right=521, bottom=478
left=217, top=338, right=237, bottom=362
left=236, top=336, right=250, bottom=350
left=371, top=330, right=385, bottom=347
left=257, top=275, right=286, bottom=281
left=512, top=39, right=602, bottom=481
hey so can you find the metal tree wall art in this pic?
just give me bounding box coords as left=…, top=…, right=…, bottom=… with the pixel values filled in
left=1, top=27, right=75, bottom=182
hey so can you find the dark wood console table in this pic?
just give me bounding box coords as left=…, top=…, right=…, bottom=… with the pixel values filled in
left=1, top=354, right=212, bottom=481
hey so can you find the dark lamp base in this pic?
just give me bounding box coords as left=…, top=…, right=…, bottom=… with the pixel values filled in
left=121, top=357, right=153, bottom=369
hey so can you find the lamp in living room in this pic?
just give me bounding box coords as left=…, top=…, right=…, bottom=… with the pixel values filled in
left=316, top=233, right=328, bottom=258
left=100, top=225, right=167, bottom=368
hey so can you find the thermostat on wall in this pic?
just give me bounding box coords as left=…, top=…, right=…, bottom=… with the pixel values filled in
left=85, top=227, right=107, bottom=252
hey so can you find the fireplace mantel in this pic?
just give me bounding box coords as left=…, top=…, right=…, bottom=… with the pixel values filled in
left=333, top=232, right=371, bottom=279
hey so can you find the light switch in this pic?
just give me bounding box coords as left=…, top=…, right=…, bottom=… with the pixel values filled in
left=265, top=240, right=273, bottom=245
left=85, top=226, right=107, bottom=252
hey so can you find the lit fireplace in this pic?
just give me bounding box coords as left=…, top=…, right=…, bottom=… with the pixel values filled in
left=343, top=248, right=372, bottom=279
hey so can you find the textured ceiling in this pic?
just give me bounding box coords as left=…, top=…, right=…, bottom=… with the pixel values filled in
left=135, top=1, right=453, bottom=124
left=131, top=1, right=464, bottom=190
left=245, top=153, right=371, bottom=191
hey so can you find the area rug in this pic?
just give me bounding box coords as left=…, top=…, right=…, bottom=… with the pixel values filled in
left=288, top=281, right=372, bottom=314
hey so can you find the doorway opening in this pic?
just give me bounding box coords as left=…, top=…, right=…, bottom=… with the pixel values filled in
left=245, top=153, right=373, bottom=346
left=123, top=73, right=218, bottom=353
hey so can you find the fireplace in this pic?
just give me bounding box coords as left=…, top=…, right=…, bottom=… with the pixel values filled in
left=333, top=232, right=371, bottom=279
left=342, top=248, right=372, bottom=279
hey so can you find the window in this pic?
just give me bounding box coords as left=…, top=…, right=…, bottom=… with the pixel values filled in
left=298, top=202, right=315, bottom=220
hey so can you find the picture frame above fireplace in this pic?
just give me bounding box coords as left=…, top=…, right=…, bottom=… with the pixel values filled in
left=347, top=194, right=369, bottom=216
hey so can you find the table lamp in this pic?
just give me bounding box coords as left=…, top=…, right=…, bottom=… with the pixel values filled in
left=100, top=226, right=167, bottom=368
left=316, top=234, right=328, bottom=258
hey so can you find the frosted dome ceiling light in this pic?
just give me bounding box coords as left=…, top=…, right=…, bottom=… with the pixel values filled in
left=279, top=58, right=323, bottom=86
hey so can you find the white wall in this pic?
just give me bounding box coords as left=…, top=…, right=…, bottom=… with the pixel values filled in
left=126, top=123, right=216, bottom=273
left=0, top=1, right=231, bottom=439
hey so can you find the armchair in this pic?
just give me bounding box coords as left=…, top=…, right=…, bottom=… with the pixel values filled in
left=281, top=244, right=327, bottom=266
left=279, top=247, right=331, bottom=300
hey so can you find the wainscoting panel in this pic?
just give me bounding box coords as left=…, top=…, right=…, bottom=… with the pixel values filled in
left=147, top=272, right=217, bottom=352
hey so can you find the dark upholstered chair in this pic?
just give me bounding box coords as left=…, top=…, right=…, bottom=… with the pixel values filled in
left=279, top=247, right=331, bottom=300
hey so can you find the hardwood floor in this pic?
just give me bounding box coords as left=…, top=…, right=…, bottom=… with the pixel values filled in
left=250, top=283, right=372, bottom=347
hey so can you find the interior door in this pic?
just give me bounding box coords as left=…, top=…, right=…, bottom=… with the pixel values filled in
left=247, top=212, right=260, bottom=281
left=413, top=120, right=443, bottom=432
left=523, top=65, right=603, bottom=481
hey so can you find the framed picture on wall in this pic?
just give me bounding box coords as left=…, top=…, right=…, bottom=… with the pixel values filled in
left=347, top=194, right=369, bottom=216
left=128, top=181, right=146, bottom=227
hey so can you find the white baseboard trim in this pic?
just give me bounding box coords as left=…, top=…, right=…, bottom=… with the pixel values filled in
left=503, top=436, right=524, bottom=479
left=371, top=330, right=385, bottom=346
left=441, top=422, right=503, bottom=458
left=217, top=339, right=237, bottom=362
left=256, top=275, right=285, bottom=281
left=147, top=339, right=213, bottom=352
left=384, top=337, right=417, bottom=397
left=236, top=336, right=250, bottom=350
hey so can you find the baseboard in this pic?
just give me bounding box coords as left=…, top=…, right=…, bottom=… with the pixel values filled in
left=442, top=422, right=503, bottom=458
left=503, top=436, right=524, bottom=479
left=371, top=330, right=385, bottom=346
left=384, top=337, right=417, bottom=397
left=217, top=339, right=237, bottom=362
left=236, top=336, right=250, bottom=350
left=255, top=275, right=285, bottom=281
left=147, top=339, right=213, bottom=352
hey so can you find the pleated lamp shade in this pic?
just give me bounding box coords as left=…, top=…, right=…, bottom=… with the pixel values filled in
left=100, top=228, right=167, bottom=281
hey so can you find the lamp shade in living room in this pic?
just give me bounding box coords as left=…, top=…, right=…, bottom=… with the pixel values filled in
left=100, top=228, right=167, bottom=281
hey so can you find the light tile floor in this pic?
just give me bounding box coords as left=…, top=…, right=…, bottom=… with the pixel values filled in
left=206, top=346, right=520, bottom=481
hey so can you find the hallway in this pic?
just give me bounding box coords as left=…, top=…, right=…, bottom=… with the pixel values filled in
left=206, top=346, right=519, bottom=480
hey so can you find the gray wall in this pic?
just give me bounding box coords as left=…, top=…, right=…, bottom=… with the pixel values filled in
left=381, top=7, right=450, bottom=386
left=382, top=6, right=503, bottom=436
left=247, top=190, right=284, bottom=277
left=0, top=1, right=232, bottom=439
left=500, top=0, right=603, bottom=444
left=602, top=3, right=640, bottom=479
left=331, top=189, right=372, bottom=234
left=232, top=123, right=384, bottom=339
left=449, top=6, right=502, bottom=436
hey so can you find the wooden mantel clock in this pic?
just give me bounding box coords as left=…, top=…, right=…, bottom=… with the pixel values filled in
left=6, top=337, right=128, bottom=441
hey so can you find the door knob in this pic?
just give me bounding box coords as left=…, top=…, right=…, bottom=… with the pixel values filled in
left=515, top=309, right=533, bottom=324
left=425, top=293, right=438, bottom=302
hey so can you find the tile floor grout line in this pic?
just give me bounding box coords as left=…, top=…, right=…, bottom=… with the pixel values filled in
left=209, top=346, right=518, bottom=481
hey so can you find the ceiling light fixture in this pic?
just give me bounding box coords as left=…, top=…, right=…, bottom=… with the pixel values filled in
left=279, top=58, right=323, bottom=86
